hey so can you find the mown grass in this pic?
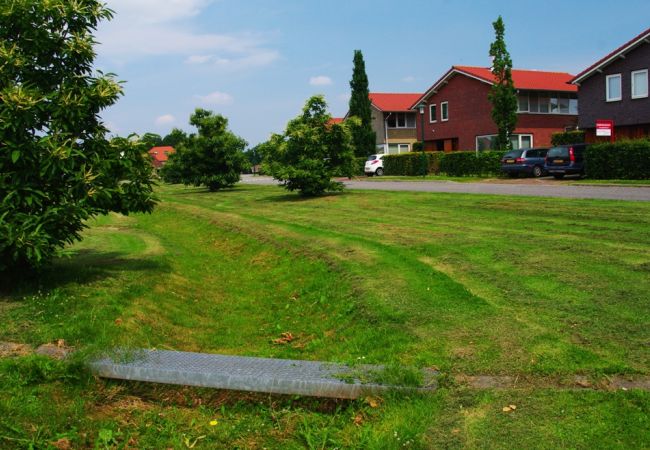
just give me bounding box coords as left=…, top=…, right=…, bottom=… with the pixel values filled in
left=1, top=184, right=649, bottom=448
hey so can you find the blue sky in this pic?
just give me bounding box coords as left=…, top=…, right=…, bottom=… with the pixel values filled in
left=96, top=0, right=650, bottom=146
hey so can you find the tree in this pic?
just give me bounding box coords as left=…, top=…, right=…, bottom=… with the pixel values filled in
left=161, top=128, right=189, bottom=148
left=348, top=50, right=376, bottom=157
left=0, top=1, right=156, bottom=272
left=265, top=96, right=356, bottom=196
left=140, top=132, right=163, bottom=149
left=488, top=16, right=518, bottom=151
left=160, top=109, right=247, bottom=191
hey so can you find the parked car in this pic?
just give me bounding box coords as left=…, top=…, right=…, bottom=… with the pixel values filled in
left=500, top=147, right=549, bottom=178
left=364, top=154, right=384, bottom=176
left=544, top=144, right=589, bottom=179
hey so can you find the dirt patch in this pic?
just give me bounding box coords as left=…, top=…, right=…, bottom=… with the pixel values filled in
left=35, top=340, right=74, bottom=360
left=453, top=374, right=650, bottom=391
left=0, top=341, right=33, bottom=357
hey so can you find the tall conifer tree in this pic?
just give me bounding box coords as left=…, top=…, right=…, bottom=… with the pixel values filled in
left=488, top=16, right=518, bottom=151
left=348, top=50, right=376, bottom=157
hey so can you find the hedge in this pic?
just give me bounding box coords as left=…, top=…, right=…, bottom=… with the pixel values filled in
left=383, top=152, right=443, bottom=176
left=585, top=139, right=650, bottom=179
left=551, top=130, right=586, bottom=146
left=439, top=151, right=504, bottom=176
left=382, top=151, right=504, bottom=176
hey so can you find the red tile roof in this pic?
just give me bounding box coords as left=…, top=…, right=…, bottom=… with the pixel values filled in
left=571, top=27, right=650, bottom=84
left=369, top=93, right=422, bottom=112
left=411, top=66, right=577, bottom=109
left=328, top=117, right=344, bottom=125
left=148, top=146, right=175, bottom=163
left=454, top=66, right=577, bottom=92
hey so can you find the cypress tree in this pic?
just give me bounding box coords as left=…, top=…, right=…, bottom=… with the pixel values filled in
left=348, top=50, right=376, bottom=157
left=488, top=16, right=518, bottom=151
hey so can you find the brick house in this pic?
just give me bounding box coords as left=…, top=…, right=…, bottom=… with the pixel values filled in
left=570, top=27, right=650, bottom=142
left=367, top=93, right=422, bottom=154
left=409, top=66, right=579, bottom=152
left=148, top=146, right=175, bottom=169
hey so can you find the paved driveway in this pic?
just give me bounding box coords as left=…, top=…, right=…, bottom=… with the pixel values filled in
left=240, top=175, right=650, bottom=202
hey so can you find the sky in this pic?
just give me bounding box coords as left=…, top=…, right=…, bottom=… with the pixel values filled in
left=95, top=0, right=650, bottom=147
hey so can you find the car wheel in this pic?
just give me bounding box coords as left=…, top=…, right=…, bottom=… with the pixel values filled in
left=532, top=166, right=543, bottom=178
left=375, top=168, right=384, bottom=176
left=553, top=174, right=565, bottom=180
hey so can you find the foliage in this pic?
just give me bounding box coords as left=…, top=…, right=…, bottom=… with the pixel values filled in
left=439, top=151, right=504, bottom=176
left=140, top=132, right=163, bottom=149
left=0, top=0, right=157, bottom=271
left=264, top=96, right=356, bottom=196
left=161, top=128, right=189, bottom=148
left=354, top=157, right=367, bottom=176
left=348, top=50, right=376, bottom=157
left=488, top=16, right=518, bottom=151
left=586, top=139, right=650, bottom=179
left=383, top=152, right=443, bottom=176
left=160, top=109, right=247, bottom=191
left=551, top=130, right=586, bottom=146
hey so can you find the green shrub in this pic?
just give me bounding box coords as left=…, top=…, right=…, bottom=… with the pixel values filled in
left=585, top=139, right=650, bottom=179
left=551, top=130, right=586, bottom=146
left=354, top=157, right=367, bottom=176
left=439, top=151, right=504, bottom=176
left=383, top=153, right=442, bottom=176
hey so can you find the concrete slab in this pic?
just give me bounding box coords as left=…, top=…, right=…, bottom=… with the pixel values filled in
left=91, top=350, right=437, bottom=399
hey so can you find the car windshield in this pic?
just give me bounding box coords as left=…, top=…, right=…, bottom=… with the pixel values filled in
left=503, top=150, right=522, bottom=158
left=547, top=147, right=569, bottom=158
left=367, top=155, right=379, bottom=161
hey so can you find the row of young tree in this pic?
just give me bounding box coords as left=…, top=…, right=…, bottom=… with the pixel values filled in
left=159, top=50, right=376, bottom=196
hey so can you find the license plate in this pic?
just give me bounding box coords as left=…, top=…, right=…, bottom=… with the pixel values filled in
left=553, top=159, right=564, bottom=163
left=506, top=159, right=515, bottom=163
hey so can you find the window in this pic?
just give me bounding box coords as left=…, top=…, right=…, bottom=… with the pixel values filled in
left=441, top=102, right=449, bottom=121
left=387, top=143, right=411, bottom=154
left=476, top=134, right=533, bottom=151
left=632, top=69, right=648, bottom=99
left=518, top=95, right=529, bottom=112
left=386, top=113, right=416, bottom=128
left=606, top=74, right=622, bottom=101
left=429, top=104, right=437, bottom=123
left=517, top=91, right=577, bottom=114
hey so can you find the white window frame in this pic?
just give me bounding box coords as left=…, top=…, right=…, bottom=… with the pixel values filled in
left=474, top=133, right=533, bottom=151
left=441, top=101, right=449, bottom=121
left=429, top=104, right=437, bottom=123
left=387, top=112, right=416, bottom=129
left=606, top=74, right=622, bottom=102
left=631, top=69, right=648, bottom=99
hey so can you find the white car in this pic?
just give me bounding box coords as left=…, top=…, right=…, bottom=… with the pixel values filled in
left=364, top=154, right=384, bottom=176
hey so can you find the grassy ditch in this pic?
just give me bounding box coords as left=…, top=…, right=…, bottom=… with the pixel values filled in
left=0, top=184, right=648, bottom=448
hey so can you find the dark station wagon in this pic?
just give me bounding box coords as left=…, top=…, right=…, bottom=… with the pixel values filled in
left=544, top=144, right=589, bottom=179
left=500, top=148, right=549, bottom=178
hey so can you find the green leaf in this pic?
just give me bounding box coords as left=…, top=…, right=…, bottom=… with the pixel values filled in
left=11, top=150, right=20, bottom=163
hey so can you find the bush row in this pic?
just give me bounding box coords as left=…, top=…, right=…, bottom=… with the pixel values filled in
left=585, top=139, right=650, bottom=179
left=383, top=151, right=504, bottom=177
left=383, top=152, right=443, bottom=176
left=551, top=130, right=585, bottom=146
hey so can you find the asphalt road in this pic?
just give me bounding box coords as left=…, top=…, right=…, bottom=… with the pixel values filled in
left=240, top=175, right=650, bottom=202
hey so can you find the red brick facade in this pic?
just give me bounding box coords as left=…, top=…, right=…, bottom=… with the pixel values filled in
left=417, top=72, right=578, bottom=151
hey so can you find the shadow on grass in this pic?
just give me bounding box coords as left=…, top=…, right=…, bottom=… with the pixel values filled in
left=161, top=183, right=263, bottom=196
left=0, top=249, right=170, bottom=298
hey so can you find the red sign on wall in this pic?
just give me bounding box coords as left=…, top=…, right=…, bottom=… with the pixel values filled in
left=595, top=119, right=615, bottom=141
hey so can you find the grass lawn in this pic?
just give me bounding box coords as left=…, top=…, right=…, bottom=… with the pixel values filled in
left=1, top=184, right=649, bottom=448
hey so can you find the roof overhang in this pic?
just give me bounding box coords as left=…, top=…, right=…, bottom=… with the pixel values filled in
left=409, top=67, right=493, bottom=110
left=571, top=28, right=650, bottom=85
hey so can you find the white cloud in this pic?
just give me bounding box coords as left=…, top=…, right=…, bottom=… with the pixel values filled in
left=185, top=54, right=213, bottom=64
left=195, top=91, right=234, bottom=106
left=98, top=1, right=279, bottom=70
left=402, top=75, right=416, bottom=83
left=155, top=114, right=176, bottom=126
left=309, top=76, right=333, bottom=86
